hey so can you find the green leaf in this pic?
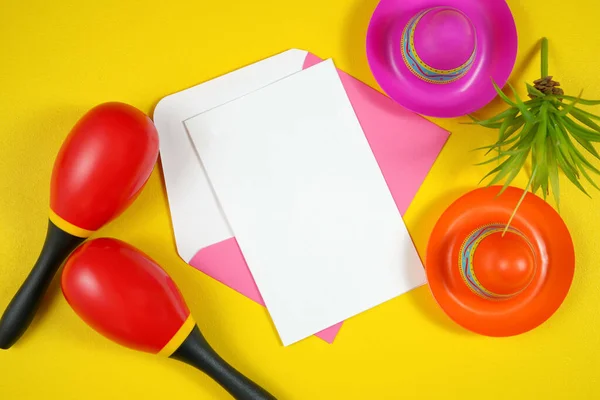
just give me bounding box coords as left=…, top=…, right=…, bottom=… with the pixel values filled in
left=481, top=152, right=525, bottom=187
left=550, top=111, right=568, bottom=138
left=533, top=104, right=549, bottom=198
left=556, top=117, right=600, bottom=159
left=549, top=115, right=580, bottom=178
left=495, top=110, right=519, bottom=159
left=554, top=117, right=592, bottom=179
left=547, top=137, right=560, bottom=209
left=518, top=119, right=540, bottom=140
left=486, top=152, right=528, bottom=188
left=534, top=103, right=549, bottom=154
left=563, top=117, right=600, bottom=142
left=474, top=135, right=520, bottom=153
left=508, top=82, right=535, bottom=123
left=467, top=107, right=520, bottom=127
left=525, top=83, right=546, bottom=97
left=547, top=102, right=562, bottom=115
left=531, top=150, right=542, bottom=194
left=556, top=150, right=590, bottom=197
left=498, top=111, right=518, bottom=137
left=499, top=152, right=530, bottom=195
left=500, top=115, right=526, bottom=141
left=558, top=146, right=580, bottom=178
left=572, top=134, right=600, bottom=160
left=492, top=80, right=517, bottom=107
left=571, top=144, right=600, bottom=174
left=475, top=149, right=528, bottom=165
left=569, top=108, right=600, bottom=133
left=539, top=166, right=549, bottom=200
left=499, top=122, right=538, bottom=155
left=514, top=121, right=539, bottom=145
left=547, top=114, right=561, bottom=146
left=558, top=91, right=582, bottom=117
left=571, top=106, right=600, bottom=121
left=526, top=83, right=546, bottom=98
left=554, top=94, right=600, bottom=105
left=467, top=115, right=502, bottom=129
left=578, top=162, right=600, bottom=191
left=525, top=98, right=543, bottom=106
left=475, top=117, right=528, bottom=156
left=479, top=157, right=512, bottom=184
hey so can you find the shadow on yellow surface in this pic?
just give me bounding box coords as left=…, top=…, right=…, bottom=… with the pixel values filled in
left=342, top=0, right=381, bottom=91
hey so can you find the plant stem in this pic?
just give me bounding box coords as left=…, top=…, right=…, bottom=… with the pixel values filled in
left=503, top=166, right=538, bottom=237
left=541, top=37, right=549, bottom=78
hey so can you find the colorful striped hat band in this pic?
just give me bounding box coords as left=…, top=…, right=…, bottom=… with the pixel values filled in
left=459, top=224, right=538, bottom=301
left=401, top=7, right=477, bottom=84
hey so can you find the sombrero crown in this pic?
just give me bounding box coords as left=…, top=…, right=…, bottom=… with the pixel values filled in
left=426, top=186, right=575, bottom=337
left=366, top=0, right=518, bottom=117
left=401, top=7, right=476, bottom=84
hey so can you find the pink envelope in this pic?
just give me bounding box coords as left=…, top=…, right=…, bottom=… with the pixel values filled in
left=154, top=50, right=449, bottom=344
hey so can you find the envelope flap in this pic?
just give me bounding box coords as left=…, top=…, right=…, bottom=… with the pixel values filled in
left=153, top=49, right=309, bottom=262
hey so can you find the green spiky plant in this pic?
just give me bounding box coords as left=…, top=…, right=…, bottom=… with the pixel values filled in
left=471, top=37, right=600, bottom=229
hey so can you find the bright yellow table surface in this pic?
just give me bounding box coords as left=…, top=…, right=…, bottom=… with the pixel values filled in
left=1, top=0, right=599, bottom=398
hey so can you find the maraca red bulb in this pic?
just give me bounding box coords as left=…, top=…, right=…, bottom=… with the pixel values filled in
left=61, top=238, right=193, bottom=354
left=50, top=102, right=159, bottom=234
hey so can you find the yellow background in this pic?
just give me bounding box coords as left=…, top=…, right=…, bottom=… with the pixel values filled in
left=1, top=0, right=599, bottom=398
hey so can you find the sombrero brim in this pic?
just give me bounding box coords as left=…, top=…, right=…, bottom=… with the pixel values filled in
left=366, top=0, right=518, bottom=118
left=426, top=186, right=575, bottom=337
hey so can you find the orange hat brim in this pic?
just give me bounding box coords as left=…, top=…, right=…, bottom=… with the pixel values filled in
left=426, top=186, right=575, bottom=336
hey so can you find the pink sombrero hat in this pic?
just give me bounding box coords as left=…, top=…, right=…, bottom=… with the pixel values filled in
left=366, top=0, right=518, bottom=118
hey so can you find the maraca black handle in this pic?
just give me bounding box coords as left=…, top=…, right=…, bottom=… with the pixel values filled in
left=172, top=326, right=277, bottom=400
left=0, top=221, right=84, bottom=349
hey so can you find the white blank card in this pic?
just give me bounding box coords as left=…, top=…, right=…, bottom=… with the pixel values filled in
left=185, top=59, right=426, bottom=346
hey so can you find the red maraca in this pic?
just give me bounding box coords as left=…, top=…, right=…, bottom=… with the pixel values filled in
left=61, top=238, right=276, bottom=400
left=0, top=102, right=159, bottom=349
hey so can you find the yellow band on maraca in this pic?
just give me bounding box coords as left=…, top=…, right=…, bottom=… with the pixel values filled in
left=49, top=208, right=95, bottom=238
left=157, top=314, right=196, bottom=357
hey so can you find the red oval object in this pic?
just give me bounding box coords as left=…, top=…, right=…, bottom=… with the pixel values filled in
left=50, top=102, right=159, bottom=234
left=472, top=230, right=536, bottom=296
left=61, top=238, right=191, bottom=354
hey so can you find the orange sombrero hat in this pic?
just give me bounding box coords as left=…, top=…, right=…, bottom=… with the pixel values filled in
left=426, top=186, right=575, bottom=336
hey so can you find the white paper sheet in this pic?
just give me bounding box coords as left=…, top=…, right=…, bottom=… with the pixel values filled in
left=185, top=59, right=426, bottom=346
left=153, top=49, right=310, bottom=262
